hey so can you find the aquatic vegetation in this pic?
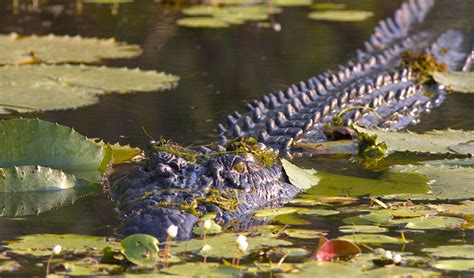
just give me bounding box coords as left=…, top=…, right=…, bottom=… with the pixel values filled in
left=120, top=234, right=160, bottom=267
left=0, top=33, right=141, bottom=65
left=433, top=71, right=474, bottom=93
left=0, top=65, right=178, bottom=114
left=308, top=10, right=373, bottom=22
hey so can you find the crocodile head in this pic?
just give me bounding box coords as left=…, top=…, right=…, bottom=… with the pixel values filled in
left=111, top=139, right=299, bottom=241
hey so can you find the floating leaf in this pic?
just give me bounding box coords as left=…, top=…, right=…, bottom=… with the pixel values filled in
left=84, top=0, right=134, bottom=3
left=177, top=17, right=230, bottom=28
left=54, top=258, right=122, bottom=276
left=0, top=260, right=20, bottom=272
left=282, top=228, right=326, bottom=239
left=315, top=239, right=361, bottom=261
left=171, top=233, right=291, bottom=258
left=0, top=33, right=141, bottom=65
left=0, top=65, right=178, bottom=114
left=338, top=234, right=405, bottom=244
left=193, top=220, right=222, bottom=235
left=182, top=5, right=222, bottom=16
left=343, top=210, right=393, bottom=225
left=272, top=0, right=312, bottom=7
left=297, top=208, right=340, bottom=216
left=254, top=207, right=298, bottom=217
left=308, top=10, right=373, bottom=22
left=430, top=259, right=474, bottom=272
left=4, top=234, right=118, bottom=256
left=284, top=261, right=364, bottom=277
left=388, top=161, right=474, bottom=200
left=281, top=158, right=320, bottom=190
left=363, top=266, right=439, bottom=277
left=304, top=171, right=430, bottom=197
left=0, top=119, right=111, bottom=176
left=354, top=126, right=474, bottom=155
left=165, top=262, right=240, bottom=276
left=433, top=71, right=474, bottom=93
left=404, top=216, right=466, bottom=230
left=431, top=201, right=474, bottom=217
left=120, top=234, right=160, bottom=267
left=339, top=225, right=388, bottom=234
left=423, top=245, right=474, bottom=259
left=94, top=141, right=143, bottom=164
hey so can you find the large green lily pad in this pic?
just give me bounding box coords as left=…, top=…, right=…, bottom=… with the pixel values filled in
left=4, top=234, right=119, bottom=256
left=404, top=216, right=466, bottom=230
left=171, top=233, right=292, bottom=258
left=387, top=160, right=474, bottom=200
left=430, top=259, right=474, bottom=272
left=0, top=118, right=111, bottom=177
left=354, top=127, right=474, bottom=155
left=338, top=234, right=405, bottom=244
left=0, top=65, right=178, bottom=114
left=305, top=171, right=430, bottom=197
left=433, top=71, right=474, bottom=93
left=308, top=10, right=373, bottom=22
left=281, top=158, right=320, bottom=190
left=120, top=234, right=160, bottom=267
left=423, top=245, right=474, bottom=259
left=0, top=33, right=141, bottom=65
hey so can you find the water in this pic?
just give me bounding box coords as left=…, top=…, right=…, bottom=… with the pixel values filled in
left=0, top=0, right=472, bottom=275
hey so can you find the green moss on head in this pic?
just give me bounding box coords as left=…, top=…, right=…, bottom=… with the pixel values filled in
left=401, top=50, right=447, bottom=84
left=224, top=137, right=277, bottom=167
left=151, top=138, right=198, bottom=162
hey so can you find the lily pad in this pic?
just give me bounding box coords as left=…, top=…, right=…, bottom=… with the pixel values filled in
left=4, top=234, right=118, bottom=256
left=308, top=10, right=373, bottom=22
left=364, top=266, right=439, bottom=277
left=95, top=141, right=143, bottom=164
left=164, top=262, right=240, bottom=276
left=282, top=228, right=326, bottom=239
left=339, top=225, right=388, bottom=234
left=433, top=71, right=474, bottom=93
left=281, top=158, right=320, bottom=190
left=430, top=259, right=474, bottom=272
left=120, top=234, right=160, bottom=267
left=0, top=65, right=178, bottom=114
left=423, top=245, right=474, bottom=259
left=387, top=161, right=474, bottom=200
left=343, top=210, right=393, bottom=225
left=338, top=234, right=405, bottom=244
left=283, top=261, right=364, bottom=277
left=0, top=33, right=141, bottom=65
left=305, top=171, right=430, bottom=197
left=0, top=260, right=20, bottom=272
left=193, top=220, right=223, bottom=235
left=431, top=201, right=474, bottom=217
left=54, top=258, right=122, bottom=276
left=171, top=233, right=291, bottom=258
left=272, top=0, right=312, bottom=7
left=354, top=127, right=474, bottom=155
left=254, top=207, right=298, bottom=217
left=404, top=216, right=466, bottom=230
left=177, top=17, right=230, bottom=28
left=297, top=208, right=340, bottom=216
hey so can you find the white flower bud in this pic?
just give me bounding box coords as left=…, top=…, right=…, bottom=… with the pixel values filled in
left=203, top=220, right=212, bottom=230
left=238, top=240, right=248, bottom=253
left=52, top=245, right=62, bottom=255
left=385, top=250, right=393, bottom=260
left=167, top=225, right=178, bottom=238
left=235, top=235, right=247, bottom=246
left=393, top=254, right=402, bottom=264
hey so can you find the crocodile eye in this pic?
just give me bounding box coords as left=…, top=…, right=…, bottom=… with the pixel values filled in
left=233, top=161, right=245, bottom=173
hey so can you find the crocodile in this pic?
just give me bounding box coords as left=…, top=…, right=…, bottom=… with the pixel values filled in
left=112, top=0, right=470, bottom=241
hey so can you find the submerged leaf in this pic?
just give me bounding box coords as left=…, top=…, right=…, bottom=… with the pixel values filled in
left=433, top=71, right=474, bottom=93
left=120, top=234, right=160, bottom=267
left=281, top=158, right=320, bottom=190
left=308, top=10, right=373, bottom=22
left=0, top=65, right=178, bottom=114
left=0, top=33, right=141, bottom=65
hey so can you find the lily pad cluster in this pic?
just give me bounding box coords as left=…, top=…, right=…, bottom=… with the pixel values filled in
left=0, top=33, right=179, bottom=114
left=308, top=3, right=373, bottom=22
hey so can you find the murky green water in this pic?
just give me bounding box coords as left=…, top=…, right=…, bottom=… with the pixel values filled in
left=0, top=0, right=473, bottom=275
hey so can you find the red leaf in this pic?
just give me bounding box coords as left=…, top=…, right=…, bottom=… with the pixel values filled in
left=314, top=239, right=361, bottom=261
